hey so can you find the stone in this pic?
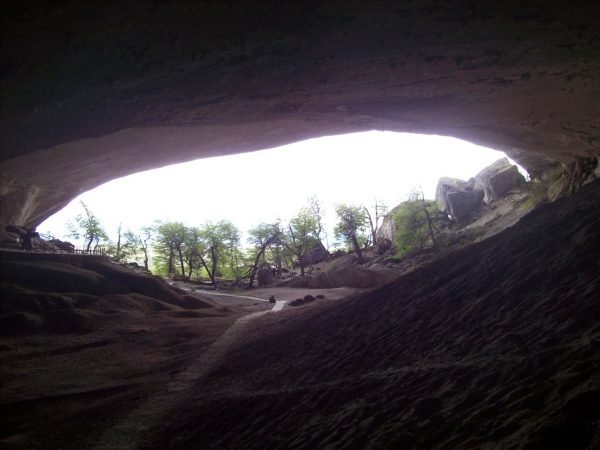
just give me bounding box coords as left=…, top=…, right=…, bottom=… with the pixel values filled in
left=375, top=237, right=393, bottom=254
left=299, top=240, right=330, bottom=267
left=475, top=158, right=526, bottom=203
left=435, top=177, right=484, bottom=222
left=256, top=267, right=274, bottom=287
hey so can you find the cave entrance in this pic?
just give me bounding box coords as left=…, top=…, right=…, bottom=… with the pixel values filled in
left=38, top=131, right=525, bottom=256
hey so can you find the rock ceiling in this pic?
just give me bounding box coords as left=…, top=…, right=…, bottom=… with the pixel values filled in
left=1, top=1, right=599, bottom=228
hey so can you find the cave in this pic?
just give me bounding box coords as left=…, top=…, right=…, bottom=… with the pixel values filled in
left=1, top=2, right=599, bottom=449
left=2, top=1, right=599, bottom=229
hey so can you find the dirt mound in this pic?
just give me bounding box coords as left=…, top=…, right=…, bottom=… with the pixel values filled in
left=146, top=180, right=600, bottom=449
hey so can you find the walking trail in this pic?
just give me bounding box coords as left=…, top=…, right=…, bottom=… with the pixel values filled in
left=94, top=297, right=284, bottom=449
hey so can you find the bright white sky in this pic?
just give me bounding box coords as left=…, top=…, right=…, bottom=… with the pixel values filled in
left=39, top=131, right=521, bottom=247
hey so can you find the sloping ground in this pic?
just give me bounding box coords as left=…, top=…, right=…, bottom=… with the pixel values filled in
left=0, top=253, right=241, bottom=449
left=0, top=253, right=214, bottom=335
left=146, top=180, right=600, bottom=449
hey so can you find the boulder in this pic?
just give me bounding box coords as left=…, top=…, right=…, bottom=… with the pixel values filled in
left=375, top=237, right=393, bottom=254
left=299, top=239, right=330, bottom=266
left=475, top=158, right=525, bottom=203
left=257, top=267, right=274, bottom=287
left=435, top=177, right=484, bottom=222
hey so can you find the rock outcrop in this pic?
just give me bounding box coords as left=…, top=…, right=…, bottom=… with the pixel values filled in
left=256, top=266, right=275, bottom=287
left=299, top=239, right=330, bottom=267
left=435, top=177, right=484, bottom=222
left=475, top=158, right=526, bottom=203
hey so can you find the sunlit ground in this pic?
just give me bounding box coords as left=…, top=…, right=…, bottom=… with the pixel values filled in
left=39, top=131, right=526, bottom=246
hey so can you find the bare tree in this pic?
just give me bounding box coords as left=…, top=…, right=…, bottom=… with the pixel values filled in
left=364, top=198, right=388, bottom=247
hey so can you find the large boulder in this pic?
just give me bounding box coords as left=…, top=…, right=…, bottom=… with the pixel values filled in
left=435, top=177, right=484, bottom=222
left=257, top=266, right=274, bottom=287
left=299, top=239, right=330, bottom=267
left=375, top=237, right=393, bottom=255
left=475, top=158, right=526, bottom=203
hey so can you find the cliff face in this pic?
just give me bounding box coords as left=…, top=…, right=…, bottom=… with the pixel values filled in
left=1, top=1, right=599, bottom=228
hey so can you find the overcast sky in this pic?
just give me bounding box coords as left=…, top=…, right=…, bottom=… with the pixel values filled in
left=39, top=131, right=520, bottom=246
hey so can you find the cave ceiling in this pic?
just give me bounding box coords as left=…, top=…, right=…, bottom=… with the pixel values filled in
left=1, top=1, right=599, bottom=228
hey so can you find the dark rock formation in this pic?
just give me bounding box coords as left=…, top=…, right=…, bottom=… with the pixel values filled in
left=475, top=158, right=526, bottom=203
left=299, top=239, right=330, bottom=267
left=375, top=237, right=393, bottom=254
left=256, top=266, right=274, bottom=287
left=435, top=177, right=484, bottom=221
left=0, top=251, right=215, bottom=335
left=1, top=2, right=599, bottom=228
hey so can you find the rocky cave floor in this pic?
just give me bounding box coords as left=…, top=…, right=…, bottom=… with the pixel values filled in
left=0, top=181, right=599, bottom=449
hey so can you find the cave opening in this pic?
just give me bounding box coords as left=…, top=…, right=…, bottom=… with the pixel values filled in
left=36, top=130, right=526, bottom=259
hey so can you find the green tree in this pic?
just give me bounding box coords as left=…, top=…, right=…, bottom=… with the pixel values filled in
left=107, top=223, right=135, bottom=262
left=393, top=189, right=439, bottom=255
left=334, top=204, right=368, bottom=263
left=246, top=222, right=282, bottom=288
left=308, top=195, right=326, bottom=245
left=283, top=207, right=318, bottom=276
left=153, top=221, right=187, bottom=276
left=123, top=226, right=154, bottom=270
left=192, top=220, right=242, bottom=284
left=67, top=201, right=107, bottom=251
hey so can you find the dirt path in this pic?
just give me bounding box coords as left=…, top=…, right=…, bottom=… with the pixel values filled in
left=93, top=302, right=280, bottom=449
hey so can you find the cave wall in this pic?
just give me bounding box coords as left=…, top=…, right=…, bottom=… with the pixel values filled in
left=1, top=1, right=599, bottom=228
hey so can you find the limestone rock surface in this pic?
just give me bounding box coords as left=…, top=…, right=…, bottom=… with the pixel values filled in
left=475, top=158, right=526, bottom=203
left=435, top=177, right=484, bottom=221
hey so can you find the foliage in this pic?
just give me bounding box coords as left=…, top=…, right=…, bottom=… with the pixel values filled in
left=67, top=201, right=108, bottom=251
left=334, top=204, right=369, bottom=262
left=282, top=206, right=319, bottom=276
left=523, top=164, right=565, bottom=209
left=106, top=223, right=137, bottom=262
left=123, top=226, right=154, bottom=270
left=246, top=222, right=282, bottom=287
left=153, top=221, right=187, bottom=276
left=151, top=220, right=242, bottom=283
left=392, top=191, right=439, bottom=256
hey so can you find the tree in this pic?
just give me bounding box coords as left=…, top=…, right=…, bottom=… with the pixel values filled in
left=364, top=198, right=388, bottom=247
left=307, top=195, right=326, bottom=245
left=283, top=207, right=318, bottom=276
left=393, top=189, right=439, bottom=255
left=182, top=226, right=204, bottom=279
left=334, top=204, right=369, bottom=263
left=67, top=201, right=107, bottom=251
left=153, top=222, right=187, bottom=276
left=123, top=225, right=154, bottom=270
left=107, top=223, right=135, bottom=262
left=192, top=220, right=242, bottom=284
left=246, top=222, right=282, bottom=288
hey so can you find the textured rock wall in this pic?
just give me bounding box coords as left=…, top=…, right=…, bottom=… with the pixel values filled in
left=1, top=1, right=599, bottom=227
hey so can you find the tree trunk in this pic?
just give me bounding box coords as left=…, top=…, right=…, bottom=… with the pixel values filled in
left=351, top=234, right=364, bottom=263
left=210, top=246, right=218, bottom=284
left=167, top=248, right=174, bottom=274
left=365, top=207, right=376, bottom=247
left=247, top=252, right=262, bottom=288
left=178, top=248, right=185, bottom=277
